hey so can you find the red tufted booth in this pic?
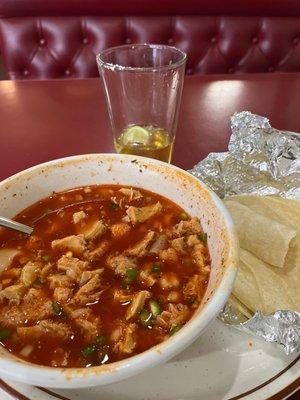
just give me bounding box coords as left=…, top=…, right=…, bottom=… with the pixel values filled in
left=0, top=0, right=300, bottom=80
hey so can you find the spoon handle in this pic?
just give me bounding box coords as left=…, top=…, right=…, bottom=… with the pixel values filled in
left=0, top=216, right=33, bottom=235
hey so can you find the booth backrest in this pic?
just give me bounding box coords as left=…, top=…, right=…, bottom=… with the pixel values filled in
left=0, top=0, right=300, bottom=79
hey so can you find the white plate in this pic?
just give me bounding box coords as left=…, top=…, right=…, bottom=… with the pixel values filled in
left=0, top=319, right=299, bottom=400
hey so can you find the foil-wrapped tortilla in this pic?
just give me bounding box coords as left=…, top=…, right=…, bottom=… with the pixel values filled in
left=190, top=111, right=300, bottom=199
left=189, top=111, right=300, bottom=355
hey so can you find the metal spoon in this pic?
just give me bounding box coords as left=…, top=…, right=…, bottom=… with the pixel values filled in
left=0, top=216, right=33, bottom=235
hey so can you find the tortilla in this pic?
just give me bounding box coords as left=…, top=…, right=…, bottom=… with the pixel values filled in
left=228, top=195, right=300, bottom=231
left=228, top=196, right=300, bottom=305
left=228, top=294, right=253, bottom=320
left=240, top=249, right=296, bottom=314
left=232, top=257, right=264, bottom=313
left=266, top=237, right=300, bottom=308
left=225, top=200, right=296, bottom=268
left=226, top=196, right=300, bottom=318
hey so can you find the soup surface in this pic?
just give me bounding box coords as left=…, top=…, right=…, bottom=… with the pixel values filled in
left=0, top=185, right=210, bottom=368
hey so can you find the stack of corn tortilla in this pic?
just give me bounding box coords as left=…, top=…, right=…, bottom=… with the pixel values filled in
left=224, top=196, right=300, bottom=318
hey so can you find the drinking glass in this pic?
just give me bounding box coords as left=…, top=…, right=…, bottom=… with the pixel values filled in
left=97, top=44, right=186, bottom=163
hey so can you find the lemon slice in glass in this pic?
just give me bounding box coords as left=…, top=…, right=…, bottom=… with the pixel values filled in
left=122, top=125, right=150, bottom=145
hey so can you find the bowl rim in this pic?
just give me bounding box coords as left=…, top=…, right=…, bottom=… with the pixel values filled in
left=0, top=153, right=239, bottom=387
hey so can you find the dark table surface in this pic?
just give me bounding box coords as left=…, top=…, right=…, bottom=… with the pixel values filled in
left=0, top=74, right=299, bottom=399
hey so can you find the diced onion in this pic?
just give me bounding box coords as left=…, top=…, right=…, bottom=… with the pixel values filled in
left=20, top=344, right=34, bottom=357
left=0, top=249, right=20, bottom=273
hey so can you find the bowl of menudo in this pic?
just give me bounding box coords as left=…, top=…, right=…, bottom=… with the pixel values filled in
left=0, top=154, right=238, bottom=388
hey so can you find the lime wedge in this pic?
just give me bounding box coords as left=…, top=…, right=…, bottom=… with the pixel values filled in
left=122, top=125, right=150, bottom=145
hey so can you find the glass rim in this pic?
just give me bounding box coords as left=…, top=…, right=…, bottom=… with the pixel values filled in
left=96, top=44, right=187, bottom=72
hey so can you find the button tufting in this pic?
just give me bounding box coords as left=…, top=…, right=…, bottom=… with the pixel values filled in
left=2, top=15, right=300, bottom=79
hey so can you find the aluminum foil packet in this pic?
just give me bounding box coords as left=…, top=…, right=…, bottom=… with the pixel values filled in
left=189, top=111, right=300, bottom=355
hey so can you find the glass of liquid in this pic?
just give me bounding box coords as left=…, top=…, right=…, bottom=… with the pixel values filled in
left=97, top=44, right=186, bottom=163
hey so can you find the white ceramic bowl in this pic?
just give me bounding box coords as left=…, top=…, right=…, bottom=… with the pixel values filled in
left=0, top=154, right=238, bottom=388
